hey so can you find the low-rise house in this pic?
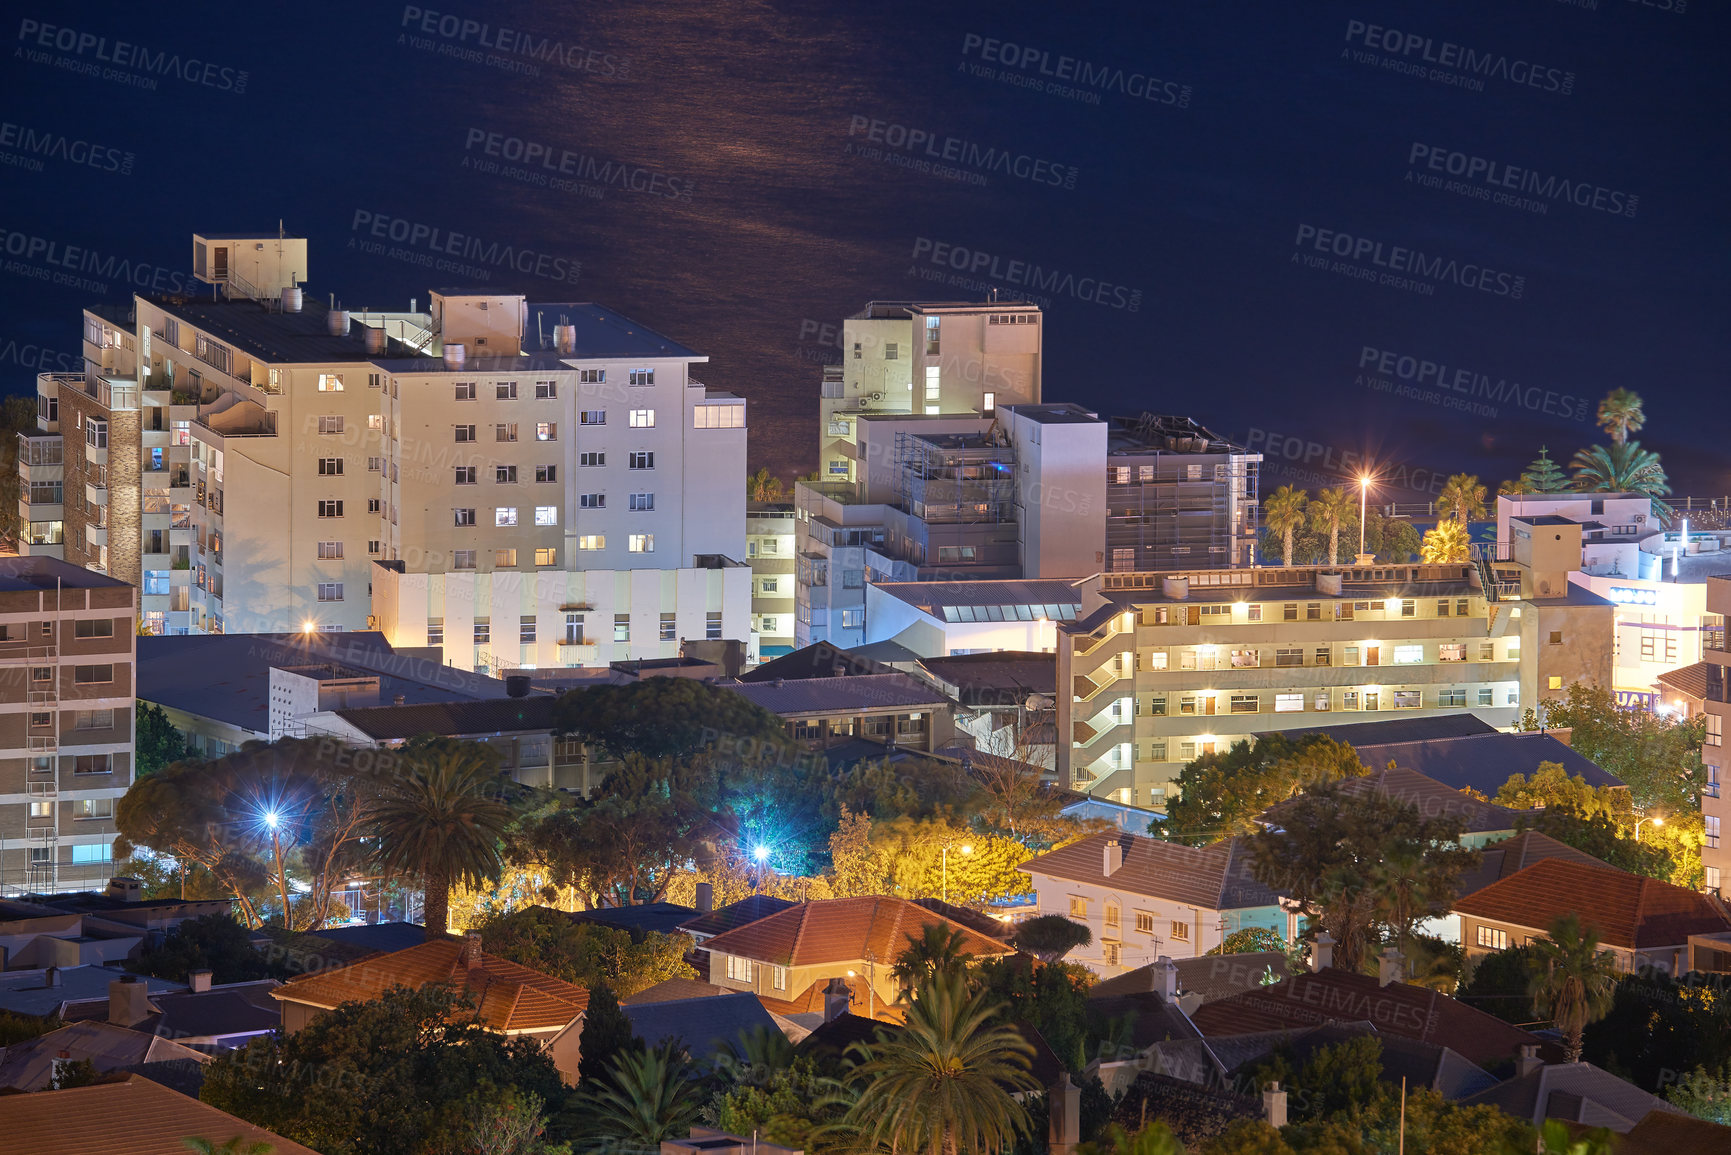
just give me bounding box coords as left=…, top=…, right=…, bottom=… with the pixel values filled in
left=0, top=883, right=234, bottom=970
left=1459, top=1055, right=1688, bottom=1133
left=1453, top=857, right=1731, bottom=974
left=622, top=990, right=784, bottom=1059
left=916, top=650, right=1057, bottom=769
left=1453, top=831, right=1611, bottom=900
left=1, top=1072, right=323, bottom=1154
left=1017, top=832, right=1285, bottom=973
left=0, top=1019, right=208, bottom=1091
left=0, top=966, right=182, bottom=1022
left=1258, top=764, right=1539, bottom=851
left=1350, top=729, right=1626, bottom=797
left=271, top=931, right=590, bottom=1082
left=722, top=672, right=956, bottom=752
left=664, top=1129, right=804, bottom=1155
left=694, top=896, right=1014, bottom=1019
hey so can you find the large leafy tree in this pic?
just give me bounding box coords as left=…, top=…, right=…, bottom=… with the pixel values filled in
left=370, top=741, right=515, bottom=939
left=1248, top=785, right=1479, bottom=974
left=972, top=955, right=1093, bottom=1073
left=1154, top=735, right=1370, bottom=847
left=844, top=971, right=1037, bottom=1155
left=748, top=466, right=786, bottom=503
left=1583, top=970, right=1731, bottom=1093
left=1595, top=388, right=1646, bottom=446
left=117, top=738, right=387, bottom=929
left=554, top=677, right=788, bottom=761
left=1526, top=913, right=1619, bottom=1063
left=135, top=701, right=188, bottom=777
left=1308, top=487, right=1356, bottom=565
left=1438, top=473, right=1487, bottom=524
left=1262, top=486, right=1309, bottom=567
left=1570, top=441, right=1671, bottom=516
left=126, top=913, right=286, bottom=984
left=1521, top=683, right=1706, bottom=816
left=472, top=906, right=689, bottom=995
left=1008, top=915, right=1092, bottom=964
left=1420, top=519, right=1471, bottom=563
left=200, top=984, right=568, bottom=1155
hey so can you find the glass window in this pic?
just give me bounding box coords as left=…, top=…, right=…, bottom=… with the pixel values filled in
left=535, top=506, right=557, bottom=525
left=629, top=409, right=655, bottom=428
left=1393, top=645, right=1424, bottom=664
left=495, top=507, right=518, bottom=527
left=1275, top=693, right=1304, bottom=712
left=614, top=614, right=630, bottom=643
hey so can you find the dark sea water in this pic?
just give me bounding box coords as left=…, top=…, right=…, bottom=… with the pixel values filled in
left=2, top=0, right=1726, bottom=498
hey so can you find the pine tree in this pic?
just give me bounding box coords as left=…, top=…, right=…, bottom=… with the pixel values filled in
left=576, top=982, right=640, bottom=1088
left=1520, top=447, right=1569, bottom=494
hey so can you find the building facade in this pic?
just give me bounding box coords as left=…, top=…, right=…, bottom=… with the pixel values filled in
left=0, top=558, right=136, bottom=895
left=1701, top=576, right=1729, bottom=893
left=747, top=503, right=796, bottom=658
left=22, top=233, right=750, bottom=672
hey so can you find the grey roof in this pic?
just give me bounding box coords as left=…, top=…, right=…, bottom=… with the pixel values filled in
left=522, top=302, right=700, bottom=359
left=307, top=922, right=429, bottom=954
left=151, top=296, right=431, bottom=365
left=620, top=978, right=732, bottom=1006
left=738, top=641, right=891, bottom=683
left=679, top=896, right=799, bottom=939
left=1352, top=731, right=1625, bottom=795
left=0, top=556, right=133, bottom=591
left=723, top=672, right=950, bottom=717
left=137, top=632, right=516, bottom=734
left=1004, top=403, right=1101, bottom=425
left=1456, top=832, right=1612, bottom=898
left=570, top=902, right=698, bottom=937
left=622, top=991, right=777, bottom=1058
left=1261, top=765, right=1536, bottom=835
left=870, top=579, right=1084, bottom=621
left=917, top=651, right=1057, bottom=701
left=333, top=696, right=559, bottom=741
left=1210, top=1022, right=1498, bottom=1101
left=1459, top=1061, right=1685, bottom=1132
left=1091, top=953, right=1295, bottom=1005
left=0, top=1021, right=207, bottom=1092
left=139, top=984, right=281, bottom=1040
left=0, top=968, right=183, bottom=1019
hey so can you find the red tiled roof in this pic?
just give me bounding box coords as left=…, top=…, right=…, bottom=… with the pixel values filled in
left=1188, top=967, right=1541, bottom=1067
left=1655, top=661, right=1709, bottom=704
left=0, top=1074, right=322, bottom=1155
left=698, top=896, right=1014, bottom=968
left=1455, top=831, right=1611, bottom=898
left=1018, top=832, right=1278, bottom=910
left=273, top=936, right=589, bottom=1033
left=1453, top=858, right=1731, bottom=949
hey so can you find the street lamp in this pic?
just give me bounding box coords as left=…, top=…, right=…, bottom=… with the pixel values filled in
left=941, top=842, right=973, bottom=904
left=1635, top=815, right=1664, bottom=842
left=1359, top=475, right=1372, bottom=560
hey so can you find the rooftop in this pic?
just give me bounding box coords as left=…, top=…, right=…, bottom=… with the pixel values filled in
left=1018, top=833, right=1279, bottom=910
left=522, top=301, right=702, bottom=359
left=696, top=896, right=1012, bottom=968
left=737, top=640, right=892, bottom=683
left=0, top=555, right=134, bottom=591
left=0, top=1021, right=207, bottom=1093
left=870, top=578, right=1084, bottom=622
left=1458, top=1060, right=1684, bottom=1132
left=722, top=672, right=951, bottom=717
left=0, top=967, right=182, bottom=1019
left=1090, top=952, right=1295, bottom=1005
left=916, top=650, right=1057, bottom=701
left=622, top=991, right=779, bottom=1058
left=331, top=696, right=559, bottom=741
left=151, top=295, right=430, bottom=365
left=1453, top=858, right=1731, bottom=949
left=1455, top=831, right=1612, bottom=898
left=1004, top=402, right=1100, bottom=425
left=1350, top=731, right=1625, bottom=796
left=0, top=1074, right=323, bottom=1155
left=1105, top=413, right=1253, bottom=456
left=680, top=895, right=800, bottom=940
left=569, top=902, right=699, bottom=938
left=1268, top=714, right=1498, bottom=745
left=1260, top=765, right=1536, bottom=835
left=1655, top=660, right=1710, bottom=703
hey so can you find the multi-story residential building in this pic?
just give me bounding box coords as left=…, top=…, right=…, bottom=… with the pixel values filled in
left=1055, top=526, right=1613, bottom=807
left=817, top=300, right=1043, bottom=483
left=796, top=403, right=1260, bottom=649
left=747, top=503, right=796, bottom=658
left=0, top=557, right=135, bottom=895
left=1496, top=493, right=1731, bottom=709
left=1700, top=575, right=1729, bottom=894
left=22, top=232, right=750, bottom=671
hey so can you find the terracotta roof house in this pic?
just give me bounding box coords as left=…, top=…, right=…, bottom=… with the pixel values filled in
left=1617, top=1108, right=1731, bottom=1151
left=1458, top=1059, right=1687, bottom=1133
left=0, top=1072, right=322, bottom=1155
left=272, top=931, right=590, bottom=1082
left=1188, top=966, right=1543, bottom=1068
left=1453, top=857, right=1731, bottom=974
left=679, top=894, right=799, bottom=942
left=1454, top=831, right=1612, bottom=899
left=1017, top=832, right=1287, bottom=975
left=696, top=896, right=1014, bottom=1020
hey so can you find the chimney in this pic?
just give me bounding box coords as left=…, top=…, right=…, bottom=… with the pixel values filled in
left=1377, top=947, right=1404, bottom=988
left=189, top=969, right=213, bottom=994
left=1263, top=1081, right=1288, bottom=1128
left=463, top=932, right=483, bottom=970
left=1155, top=955, right=1179, bottom=1001
left=393, top=694, right=406, bottom=706
left=109, top=975, right=152, bottom=1027
left=505, top=674, right=531, bottom=698
left=1103, top=838, right=1124, bottom=877
left=822, top=977, right=851, bottom=1023
left=1516, top=1044, right=1543, bottom=1077
left=1310, top=933, right=1334, bottom=973
left=694, top=881, right=714, bottom=914
left=44, top=966, right=60, bottom=988
left=1049, top=1073, right=1081, bottom=1155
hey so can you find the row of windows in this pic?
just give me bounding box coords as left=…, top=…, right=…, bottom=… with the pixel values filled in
left=454, top=423, right=559, bottom=442
left=1146, top=598, right=1477, bottom=625
left=27, top=798, right=114, bottom=820
left=452, top=507, right=561, bottom=527
left=1067, top=897, right=1190, bottom=942
left=428, top=609, right=722, bottom=646
left=451, top=380, right=560, bottom=400
left=1137, top=684, right=1511, bottom=722
left=1134, top=640, right=1517, bottom=671
left=454, top=465, right=561, bottom=483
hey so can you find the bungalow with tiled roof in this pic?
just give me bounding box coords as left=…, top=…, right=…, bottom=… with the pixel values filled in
left=1016, top=831, right=1286, bottom=975
left=695, top=896, right=1014, bottom=1021
left=1453, top=857, right=1731, bottom=974
left=271, top=931, right=590, bottom=1081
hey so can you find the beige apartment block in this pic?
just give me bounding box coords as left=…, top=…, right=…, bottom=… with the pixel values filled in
left=0, top=558, right=136, bottom=896
left=1057, top=548, right=1613, bottom=807
left=1700, top=576, right=1729, bottom=894
left=748, top=503, right=796, bottom=658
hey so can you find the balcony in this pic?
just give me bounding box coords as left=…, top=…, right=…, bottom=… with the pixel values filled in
left=85, top=523, right=107, bottom=549
left=85, top=481, right=107, bottom=507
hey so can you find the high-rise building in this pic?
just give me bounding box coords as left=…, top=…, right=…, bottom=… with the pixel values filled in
left=0, top=557, right=136, bottom=895
left=22, top=233, right=749, bottom=673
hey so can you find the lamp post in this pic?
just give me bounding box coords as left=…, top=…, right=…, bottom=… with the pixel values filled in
left=1635, top=816, right=1663, bottom=842
left=941, top=841, right=973, bottom=904
left=1359, top=475, right=1371, bottom=560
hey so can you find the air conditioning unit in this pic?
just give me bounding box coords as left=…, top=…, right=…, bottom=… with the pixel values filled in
left=1633, top=514, right=1647, bottom=523
left=870, top=391, right=885, bottom=401
left=1537, top=579, right=1553, bottom=596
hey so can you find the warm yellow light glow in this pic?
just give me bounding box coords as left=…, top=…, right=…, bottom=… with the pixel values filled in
left=302, top=620, right=316, bottom=634
left=960, top=844, right=974, bottom=855
left=1360, top=476, right=1371, bottom=490
left=1653, top=816, right=1664, bottom=827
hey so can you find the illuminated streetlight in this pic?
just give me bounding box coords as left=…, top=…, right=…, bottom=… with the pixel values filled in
left=301, top=620, right=316, bottom=635
left=262, top=810, right=280, bottom=829
left=941, top=841, right=973, bottom=904
left=1359, top=475, right=1372, bottom=559
left=1635, top=815, right=1664, bottom=842
left=752, top=844, right=770, bottom=864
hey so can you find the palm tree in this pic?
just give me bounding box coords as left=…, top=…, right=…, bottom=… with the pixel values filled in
left=1309, top=487, right=1355, bottom=565
left=1499, top=476, right=1534, bottom=497
left=845, top=971, right=1036, bottom=1155
left=1439, top=473, right=1487, bottom=524
left=1571, top=442, right=1672, bottom=516
left=1595, top=388, right=1645, bottom=446
left=1526, top=913, right=1619, bottom=1063
left=1263, top=486, right=1309, bottom=567
left=370, top=744, right=514, bottom=939
left=1420, top=520, right=1470, bottom=563
left=568, top=1040, right=700, bottom=1146
left=891, top=923, right=975, bottom=994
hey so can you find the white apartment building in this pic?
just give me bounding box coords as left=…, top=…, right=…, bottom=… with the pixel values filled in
left=747, top=504, right=796, bottom=658
left=24, top=233, right=750, bottom=672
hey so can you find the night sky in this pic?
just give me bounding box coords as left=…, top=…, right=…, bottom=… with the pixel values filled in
left=2, top=0, right=1725, bottom=499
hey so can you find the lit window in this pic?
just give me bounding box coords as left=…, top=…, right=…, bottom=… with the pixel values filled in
left=629, top=409, right=655, bottom=428
left=1547, top=675, right=1563, bottom=690
left=628, top=534, right=654, bottom=553
left=1069, top=896, right=1087, bottom=919
left=536, top=422, right=557, bottom=441
left=1393, top=645, right=1424, bottom=664
left=578, top=535, right=605, bottom=550
left=318, top=374, right=344, bottom=392
left=535, top=506, right=557, bottom=526
left=535, top=547, right=557, bottom=566
left=495, top=549, right=517, bottom=567
left=1476, top=925, right=1510, bottom=950
left=1170, top=921, right=1189, bottom=942
left=496, top=507, right=518, bottom=527
left=580, top=410, right=606, bottom=425
left=1275, top=693, right=1304, bottom=713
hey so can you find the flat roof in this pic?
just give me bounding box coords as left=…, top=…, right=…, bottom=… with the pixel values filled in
left=1006, top=403, right=1100, bottom=425
left=0, top=556, right=133, bottom=591
left=871, top=578, right=1086, bottom=618
left=1513, top=515, right=1580, bottom=526
left=523, top=302, right=702, bottom=359
left=150, top=296, right=433, bottom=365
